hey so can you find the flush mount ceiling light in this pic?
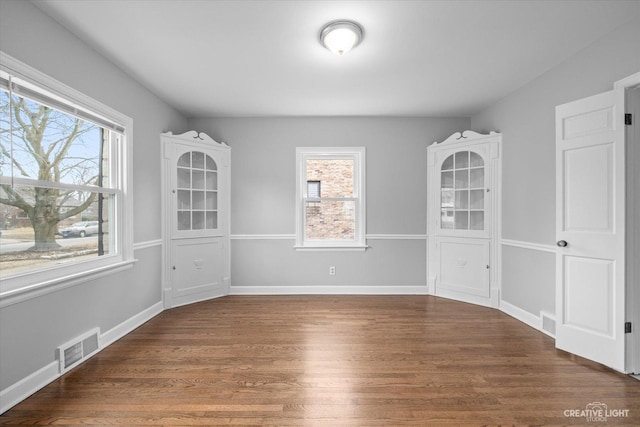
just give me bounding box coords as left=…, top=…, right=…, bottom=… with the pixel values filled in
left=320, top=20, right=364, bottom=56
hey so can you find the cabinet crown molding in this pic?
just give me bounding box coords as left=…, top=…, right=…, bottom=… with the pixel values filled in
left=162, top=130, right=229, bottom=147
left=433, top=130, right=499, bottom=146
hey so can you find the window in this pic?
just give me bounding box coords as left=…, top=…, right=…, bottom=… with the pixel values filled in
left=295, top=147, right=366, bottom=249
left=0, top=53, right=133, bottom=302
left=307, top=181, right=321, bottom=199
left=440, top=150, right=485, bottom=231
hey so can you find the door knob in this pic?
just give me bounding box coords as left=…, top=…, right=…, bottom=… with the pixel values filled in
left=557, top=240, right=568, bottom=247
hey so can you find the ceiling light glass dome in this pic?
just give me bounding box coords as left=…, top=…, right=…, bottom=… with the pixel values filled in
left=320, top=20, right=364, bottom=56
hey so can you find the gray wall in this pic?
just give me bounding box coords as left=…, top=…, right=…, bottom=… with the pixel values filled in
left=0, top=0, right=187, bottom=390
left=189, top=117, right=469, bottom=290
left=471, top=19, right=640, bottom=316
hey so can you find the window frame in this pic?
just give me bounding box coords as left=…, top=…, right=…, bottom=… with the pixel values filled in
left=0, top=52, right=135, bottom=307
left=295, top=146, right=366, bottom=250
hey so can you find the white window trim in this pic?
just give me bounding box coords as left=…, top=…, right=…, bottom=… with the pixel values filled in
left=295, top=146, right=367, bottom=250
left=0, top=52, right=135, bottom=306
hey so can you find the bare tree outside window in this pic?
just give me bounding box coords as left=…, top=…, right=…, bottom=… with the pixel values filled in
left=0, top=91, right=108, bottom=274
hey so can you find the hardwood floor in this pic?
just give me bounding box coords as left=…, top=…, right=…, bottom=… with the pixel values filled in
left=2, top=295, right=639, bottom=425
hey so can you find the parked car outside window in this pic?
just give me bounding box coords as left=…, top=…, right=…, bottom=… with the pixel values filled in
left=59, top=221, right=99, bottom=238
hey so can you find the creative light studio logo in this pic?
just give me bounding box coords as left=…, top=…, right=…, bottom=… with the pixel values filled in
left=564, top=402, right=630, bottom=422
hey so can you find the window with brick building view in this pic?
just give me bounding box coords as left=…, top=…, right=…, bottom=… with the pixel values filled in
left=296, top=147, right=365, bottom=249
left=306, top=159, right=355, bottom=239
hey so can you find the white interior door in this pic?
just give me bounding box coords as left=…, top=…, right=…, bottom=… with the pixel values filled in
left=162, top=131, right=230, bottom=308
left=555, top=91, right=625, bottom=371
left=427, top=131, right=501, bottom=308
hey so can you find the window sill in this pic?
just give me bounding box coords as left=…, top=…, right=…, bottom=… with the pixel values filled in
left=294, top=245, right=369, bottom=252
left=0, top=259, right=137, bottom=308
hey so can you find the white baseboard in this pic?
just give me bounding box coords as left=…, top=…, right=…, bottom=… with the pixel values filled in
left=499, top=299, right=543, bottom=332
left=0, top=301, right=164, bottom=415
left=433, top=288, right=500, bottom=309
left=0, top=361, right=59, bottom=415
left=230, top=285, right=429, bottom=295
left=100, top=301, right=164, bottom=348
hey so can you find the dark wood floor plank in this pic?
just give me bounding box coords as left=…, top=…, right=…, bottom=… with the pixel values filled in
left=1, top=295, right=639, bottom=425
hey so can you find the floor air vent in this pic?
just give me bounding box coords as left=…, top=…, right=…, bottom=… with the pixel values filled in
left=57, top=328, right=100, bottom=373
left=540, top=312, right=556, bottom=338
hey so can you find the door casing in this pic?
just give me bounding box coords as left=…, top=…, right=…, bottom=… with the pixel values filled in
left=623, top=77, right=640, bottom=374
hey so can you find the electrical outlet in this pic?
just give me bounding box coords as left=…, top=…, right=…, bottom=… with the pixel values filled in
left=329, top=266, right=336, bottom=275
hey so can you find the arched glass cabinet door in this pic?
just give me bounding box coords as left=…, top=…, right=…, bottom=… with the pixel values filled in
left=176, top=151, right=218, bottom=231
left=439, top=150, right=485, bottom=231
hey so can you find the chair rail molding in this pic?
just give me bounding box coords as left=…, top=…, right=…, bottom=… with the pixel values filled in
left=501, top=238, right=556, bottom=253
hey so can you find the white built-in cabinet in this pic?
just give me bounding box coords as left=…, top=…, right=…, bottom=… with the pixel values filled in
left=427, top=131, right=501, bottom=307
left=161, top=131, right=230, bottom=308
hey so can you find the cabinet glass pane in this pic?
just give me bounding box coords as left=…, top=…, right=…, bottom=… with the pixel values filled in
left=454, top=211, right=469, bottom=229
left=455, top=170, right=468, bottom=189
left=192, top=211, right=205, bottom=230
left=455, top=190, right=469, bottom=209
left=177, top=190, right=191, bottom=210
left=441, top=155, right=454, bottom=171
left=177, top=168, right=190, bottom=188
left=206, top=155, right=217, bottom=171
left=192, top=170, right=204, bottom=189
left=192, top=151, right=205, bottom=169
left=470, top=211, right=484, bottom=230
left=206, top=211, right=218, bottom=229
left=470, top=168, right=484, bottom=188
left=470, top=189, right=484, bottom=209
left=441, top=171, right=454, bottom=189
left=206, top=191, right=217, bottom=210
left=177, top=211, right=190, bottom=230
left=438, top=150, right=486, bottom=233
left=441, top=209, right=454, bottom=229
left=441, top=190, right=454, bottom=209
left=175, top=150, right=223, bottom=233
left=470, top=152, right=484, bottom=167
left=177, top=153, right=190, bottom=167
left=206, top=171, right=218, bottom=190
left=192, top=190, right=205, bottom=210
left=455, top=151, right=469, bottom=169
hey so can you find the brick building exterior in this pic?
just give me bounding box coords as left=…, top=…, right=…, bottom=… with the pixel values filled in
left=305, top=159, right=355, bottom=240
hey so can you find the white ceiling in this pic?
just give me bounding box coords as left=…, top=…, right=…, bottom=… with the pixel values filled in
left=35, top=0, right=640, bottom=118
